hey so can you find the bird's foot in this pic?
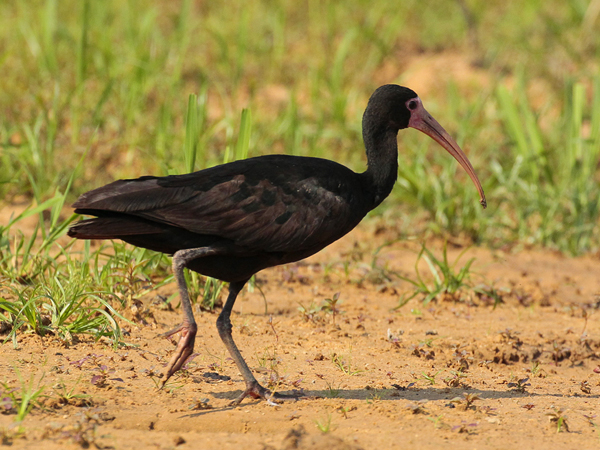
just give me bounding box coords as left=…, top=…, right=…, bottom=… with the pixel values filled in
left=230, top=381, right=302, bottom=406
left=160, top=322, right=197, bottom=387
left=159, top=322, right=186, bottom=338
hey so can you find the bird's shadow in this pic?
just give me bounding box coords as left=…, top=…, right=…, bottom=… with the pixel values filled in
left=181, top=386, right=598, bottom=418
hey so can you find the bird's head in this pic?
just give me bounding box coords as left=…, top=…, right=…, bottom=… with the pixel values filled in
left=365, top=84, right=487, bottom=209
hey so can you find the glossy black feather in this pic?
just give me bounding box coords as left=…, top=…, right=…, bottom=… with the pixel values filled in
left=72, top=155, right=373, bottom=252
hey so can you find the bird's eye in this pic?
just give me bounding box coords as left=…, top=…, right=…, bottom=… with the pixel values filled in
left=408, top=100, right=418, bottom=111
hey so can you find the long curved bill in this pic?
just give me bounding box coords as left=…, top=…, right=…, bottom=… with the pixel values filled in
left=408, top=99, right=487, bottom=209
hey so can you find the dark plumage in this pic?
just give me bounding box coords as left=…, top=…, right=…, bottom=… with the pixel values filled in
left=68, top=85, right=486, bottom=404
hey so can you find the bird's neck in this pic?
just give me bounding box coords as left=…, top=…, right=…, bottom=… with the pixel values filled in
left=361, top=127, right=399, bottom=209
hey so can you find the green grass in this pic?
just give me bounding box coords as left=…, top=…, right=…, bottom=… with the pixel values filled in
left=395, top=241, right=477, bottom=306
left=1, top=368, right=46, bottom=423
left=314, top=413, right=333, bottom=433
left=331, top=349, right=363, bottom=376
left=1, top=1, right=600, bottom=344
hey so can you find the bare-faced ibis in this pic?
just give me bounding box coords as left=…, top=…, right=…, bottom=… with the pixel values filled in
left=68, top=85, right=486, bottom=404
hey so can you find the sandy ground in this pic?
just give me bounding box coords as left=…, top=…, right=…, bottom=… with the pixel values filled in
left=1, top=225, right=600, bottom=450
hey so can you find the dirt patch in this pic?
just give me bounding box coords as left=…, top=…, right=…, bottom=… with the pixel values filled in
left=1, top=227, right=600, bottom=449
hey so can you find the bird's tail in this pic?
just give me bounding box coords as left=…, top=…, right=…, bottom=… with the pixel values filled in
left=68, top=217, right=166, bottom=239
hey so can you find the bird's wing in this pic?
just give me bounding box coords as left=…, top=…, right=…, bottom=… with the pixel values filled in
left=73, top=158, right=362, bottom=253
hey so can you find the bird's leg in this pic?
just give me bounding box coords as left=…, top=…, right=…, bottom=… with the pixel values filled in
left=216, top=280, right=266, bottom=403
left=161, top=247, right=220, bottom=387
left=217, top=281, right=299, bottom=405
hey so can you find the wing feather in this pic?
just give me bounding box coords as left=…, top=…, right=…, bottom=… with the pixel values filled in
left=73, top=156, right=366, bottom=253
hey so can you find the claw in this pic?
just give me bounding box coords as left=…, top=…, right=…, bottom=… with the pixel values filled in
left=229, top=381, right=302, bottom=406
left=159, top=323, right=185, bottom=339
left=161, top=322, right=197, bottom=387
